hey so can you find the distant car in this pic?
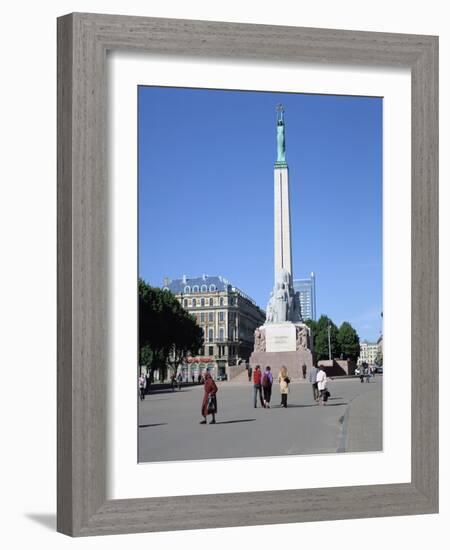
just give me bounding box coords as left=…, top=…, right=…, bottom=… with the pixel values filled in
left=376, top=366, right=383, bottom=374
left=216, top=374, right=228, bottom=381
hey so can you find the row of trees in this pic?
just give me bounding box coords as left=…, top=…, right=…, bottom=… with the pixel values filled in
left=305, top=315, right=360, bottom=362
left=139, top=279, right=204, bottom=378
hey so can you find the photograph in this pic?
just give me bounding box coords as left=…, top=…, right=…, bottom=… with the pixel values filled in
left=137, top=86, right=383, bottom=462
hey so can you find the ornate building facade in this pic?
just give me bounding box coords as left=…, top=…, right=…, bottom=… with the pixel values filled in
left=163, top=275, right=266, bottom=380
left=357, top=340, right=379, bottom=366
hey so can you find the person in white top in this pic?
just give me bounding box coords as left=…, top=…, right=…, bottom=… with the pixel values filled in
left=138, top=373, right=147, bottom=401
left=316, top=366, right=328, bottom=406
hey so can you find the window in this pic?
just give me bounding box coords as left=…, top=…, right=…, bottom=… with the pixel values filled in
left=219, top=297, right=224, bottom=306
left=209, top=297, right=214, bottom=306
left=229, top=297, right=234, bottom=306
left=208, top=328, right=213, bottom=342
left=201, top=284, right=207, bottom=292
left=201, top=298, right=205, bottom=307
left=208, top=346, right=214, bottom=356
left=184, top=285, right=191, bottom=293
left=192, top=285, right=199, bottom=293
left=183, top=299, right=188, bottom=307
left=192, top=298, right=196, bottom=307
left=209, top=284, right=216, bottom=291
left=208, top=312, right=214, bottom=322
left=219, top=328, right=224, bottom=341
left=219, top=311, right=224, bottom=322
left=200, top=312, right=205, bottom=322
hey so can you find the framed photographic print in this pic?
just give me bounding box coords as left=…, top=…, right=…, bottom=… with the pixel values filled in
left=57, top=13, right=438, bottom=536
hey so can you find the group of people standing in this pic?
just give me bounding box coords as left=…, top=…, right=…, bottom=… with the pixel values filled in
left=252, top=365, right=291, bottom=408
left=356, top=363, right=376, bottom=383
left=198, top=363, right=332, bottom=424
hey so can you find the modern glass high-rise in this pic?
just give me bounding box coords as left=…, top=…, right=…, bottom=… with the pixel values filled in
left=293, top=272, right=316, bottom=321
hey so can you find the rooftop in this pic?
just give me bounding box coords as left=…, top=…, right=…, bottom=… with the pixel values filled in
left=162, top=275, right=263, bottom=309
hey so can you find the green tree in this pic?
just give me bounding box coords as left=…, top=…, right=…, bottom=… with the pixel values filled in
left=337, top=321, right=360, bottom=362
left=306, top=315, right=340, bottom=361
left=139, top=279, right=204, bottom=377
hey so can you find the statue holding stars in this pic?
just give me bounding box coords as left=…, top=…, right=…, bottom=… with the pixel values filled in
left=276, top=103, right=286, bottom=163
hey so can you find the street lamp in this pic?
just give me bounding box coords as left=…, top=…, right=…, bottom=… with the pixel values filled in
left=327, top=322, right=332, bottom=361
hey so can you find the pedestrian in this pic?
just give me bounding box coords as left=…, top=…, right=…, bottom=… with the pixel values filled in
left=138, top=373, right=146, bottom=401
left=278, top=366, right=290, bottom=408
left=359, top=364, right=365, bottom=383
left=262, top=366, right=273, bottom=408
left=197, top=372, right=202, bottom=384
left=302, top=363, right=307, bottom=379
left=192, top=373, right=195, bottom=384
left=177, top=371, right=183, bottom=390
left=308, top=364, right=320, bottom=402
left=364, top=364, right=370, bottom=383
left=316, top=365, right=328, bottom=405
left=200, top=372, right=218, bottom=424
left=170, top=373, right=176, bottom=391
left=253, top=365, right=265, bottom=408
left=247, top=366, right=253, bottom=382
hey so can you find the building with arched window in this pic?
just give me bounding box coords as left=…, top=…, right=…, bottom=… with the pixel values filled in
left=162, top=274, right=266, bottom=379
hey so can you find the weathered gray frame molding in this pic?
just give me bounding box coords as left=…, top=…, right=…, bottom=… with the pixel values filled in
left=57, top=13, right=438, bottom=537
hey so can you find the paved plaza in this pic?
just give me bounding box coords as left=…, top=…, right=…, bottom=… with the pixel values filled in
left=138, top=376, right=382, bottom=462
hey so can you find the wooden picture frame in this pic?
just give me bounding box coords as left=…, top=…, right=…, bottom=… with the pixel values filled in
left=57, top=12, right=438, bottom=536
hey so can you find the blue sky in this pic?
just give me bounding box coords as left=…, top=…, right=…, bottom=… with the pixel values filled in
left=138, top=86, right=382, bottom=342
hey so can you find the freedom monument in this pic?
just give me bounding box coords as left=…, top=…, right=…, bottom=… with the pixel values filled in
left=250, top=105, right=314, bottom=377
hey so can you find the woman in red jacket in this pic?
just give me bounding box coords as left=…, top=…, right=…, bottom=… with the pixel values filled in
left=200, top=372, right=218, bottom=424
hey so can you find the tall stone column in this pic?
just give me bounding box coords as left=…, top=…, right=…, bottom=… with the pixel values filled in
left=250, top=104, right=313, bottom=378
left=274, top=163, right=293, bottom=279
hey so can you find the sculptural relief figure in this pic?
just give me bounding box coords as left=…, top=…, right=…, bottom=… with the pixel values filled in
left=300, top=326, right=309, bottom=348
left=291, top=291, right=302, bottom=323
left=266, top=268, right=301, bottom=323
left=254, top=328, right=262, bottom=352
left=295, top=325, right=310, bottom=351
left=259, top=329, right=266, bottom=352
left=265, top=291, right=275, bottom=323
left=254, top=327, right=266, bottom=353
left=274, top=281, right=288, bottom=322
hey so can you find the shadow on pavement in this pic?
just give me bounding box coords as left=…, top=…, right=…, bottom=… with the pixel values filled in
left=147, top=389, right=190, bottom=395
left=216, top=419, right=256, bottom=425
left=139, top=423, right=168, bottom=428
left=282, top=402, right=348, bottom=408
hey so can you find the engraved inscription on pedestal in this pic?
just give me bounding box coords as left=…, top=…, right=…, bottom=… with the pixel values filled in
left=265, top=323, right=296, bottom=353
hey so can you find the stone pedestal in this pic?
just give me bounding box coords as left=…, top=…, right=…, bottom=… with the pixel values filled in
left=250, top=323, right=314, bottom=379
left=249, top=349, right=313, bottom=379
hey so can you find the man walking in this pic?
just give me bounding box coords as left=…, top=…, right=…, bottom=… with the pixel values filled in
left=253, top=365, right=265, bottom=408
left=308, top=364, right=320, bottom=402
